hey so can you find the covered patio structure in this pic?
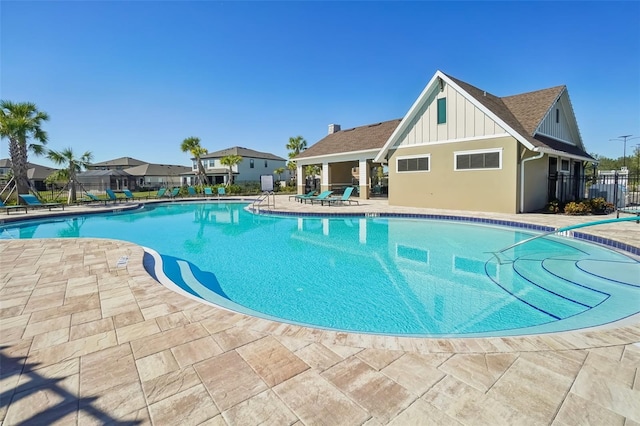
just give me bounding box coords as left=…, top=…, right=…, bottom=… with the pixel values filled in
left=293, top=120, right=400, bottom=199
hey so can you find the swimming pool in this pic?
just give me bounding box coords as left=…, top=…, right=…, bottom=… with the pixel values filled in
left=1, top=202, right=638, bottom=337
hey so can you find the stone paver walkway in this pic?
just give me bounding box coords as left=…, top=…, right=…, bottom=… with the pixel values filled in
left=1, top=196, right=639, bottom=425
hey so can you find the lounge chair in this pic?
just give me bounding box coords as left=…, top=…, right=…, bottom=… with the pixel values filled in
left=83, top=193, right=108, bottom=205
left=187, top=186, right=197, bottom=197
left=322, top=187, right=359, bottom=206
left=307, top=190, right=333, bottom=205
left=290, top=190, right=316, bottom=202
left=217, top=187, right=226, bottom=197
left=204, top=187, right=214, bottom=197
left=168, top=188, right=180, bottom=198
left=105, top=189, right=120, bottom=203
left=19, top=194, right=65, bottom=211
left=148, top=188, right=167, bottom=199
left=0, top=199, right=27, bottom=214
left=122, top=189, right=139, bottom=201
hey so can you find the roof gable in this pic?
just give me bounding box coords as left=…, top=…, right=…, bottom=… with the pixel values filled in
left=375, top=70, right=592, bottom=162
left=202, top=146, right=285, bottom=161
left=90, top=156, right=147, bottom=167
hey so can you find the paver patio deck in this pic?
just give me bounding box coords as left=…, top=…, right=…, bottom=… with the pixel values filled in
left=1, top=196, right=639, bottom=425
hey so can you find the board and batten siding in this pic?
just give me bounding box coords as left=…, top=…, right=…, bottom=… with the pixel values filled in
left=397, top=84, right=508, bottom=147
left=535, top=93, right=580, bottom=144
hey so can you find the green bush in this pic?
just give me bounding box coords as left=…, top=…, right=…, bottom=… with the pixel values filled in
left=589, top=197, right=614, bottom=214
left=563, top=201, right=592, bottom=215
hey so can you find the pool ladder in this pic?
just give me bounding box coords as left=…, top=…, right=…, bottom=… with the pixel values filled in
left=252, top=191, right=275, bottom=213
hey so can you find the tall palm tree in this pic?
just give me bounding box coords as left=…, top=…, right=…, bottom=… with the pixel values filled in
left=0, top=101, right=49, bottom=198
left=286, top=135, right=307, bottom=160
left=47, top=147, right=93, bottom=203
left=181, top=136, right=210, bottom=186
left=220, top=155, right=242, bottom=186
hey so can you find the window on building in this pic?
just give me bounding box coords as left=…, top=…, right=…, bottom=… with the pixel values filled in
left=455, top=150, right=501, bottom=170
left=437, top=98, right=446, bottom=124
left=556, top=108, right=560, bottom=123
left=397, top=155, right=430, bottom=172
left=561, top=159, right=570, bottom=172
left=250, top=159, right=254, bottom=168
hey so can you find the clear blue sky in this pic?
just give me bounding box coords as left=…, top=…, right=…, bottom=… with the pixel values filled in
left=2, top=1, right=639, bottom=169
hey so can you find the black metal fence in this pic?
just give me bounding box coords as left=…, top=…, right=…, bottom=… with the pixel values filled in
left=549, top=171, right=640, bottom=208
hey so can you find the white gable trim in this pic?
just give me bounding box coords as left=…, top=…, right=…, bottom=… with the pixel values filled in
left=375, top=70, right=536, bottom=162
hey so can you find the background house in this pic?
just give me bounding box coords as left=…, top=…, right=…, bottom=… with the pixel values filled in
left=78, top=157, right=190, bottom=191
left=192, top=146, right=289, bottom=185
left=0, top=158, right=57, bottom=192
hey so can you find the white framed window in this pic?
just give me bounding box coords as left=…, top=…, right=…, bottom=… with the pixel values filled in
left=454, top=148, right=502, bottom=171
left=396, top=154, right=430, bottom=173
left=560, top=159, right=570, bottom=172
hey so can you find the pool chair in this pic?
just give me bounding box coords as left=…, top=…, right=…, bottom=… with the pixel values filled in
left=148, top=188, right=167, bottom=199
left=0, top=199, right=27, bottom=214
left=105, top=189, right=120, bottom=203
left=307, top=190, right=333, bottom=205
left=122, top=189, right=139, bottom=201
left=187, top=186, right=197, bottom=197
left=83, top=193, right=109, bottom=205
left=322, top=187, right=359, bottom=206
left=290, top=190, right=316, bottom=202
left=19, top=194, right=65, bottom=211
left=217, top=187, right=226, bottom=198
left=168, top=187, right=181, bottom=198
left=204, top=187, right=214, bottom=197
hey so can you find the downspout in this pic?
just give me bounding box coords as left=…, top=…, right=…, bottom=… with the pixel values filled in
left=520, top=150, right=545, bottom=213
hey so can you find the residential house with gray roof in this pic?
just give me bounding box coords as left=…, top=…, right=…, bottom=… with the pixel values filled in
left=192, top=146, right=289, bottom=185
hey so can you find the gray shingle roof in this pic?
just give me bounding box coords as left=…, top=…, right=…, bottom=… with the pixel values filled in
left=124, top=164, right=191, bottom=176
left=201, top=147, right=285, bottom=161
left=295, top=119, right=402, bottom=160
left=89, top=157, right=147, bottom=167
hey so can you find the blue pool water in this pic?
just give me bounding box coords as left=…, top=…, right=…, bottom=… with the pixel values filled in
left=1, top=202, right=639, bottom=337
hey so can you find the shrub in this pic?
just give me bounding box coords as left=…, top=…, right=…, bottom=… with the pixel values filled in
left=563, top=201, right=591, bottom=215
left=544, top=199, right=561, bottom=214
left=589, top=197, right=614, bottom=214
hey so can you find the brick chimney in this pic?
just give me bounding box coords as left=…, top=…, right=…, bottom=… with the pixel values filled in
left=328, top=124, right=341, bottom=134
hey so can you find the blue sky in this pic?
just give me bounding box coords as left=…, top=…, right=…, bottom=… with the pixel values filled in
left=2, top=1, right=639, bottom=169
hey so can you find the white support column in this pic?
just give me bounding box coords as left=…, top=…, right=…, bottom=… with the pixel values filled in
left=321, top=162, right=330, bottom=192
left=296, top=164, right=305, bottom=195
left=358, top=159, right=369, bottom=199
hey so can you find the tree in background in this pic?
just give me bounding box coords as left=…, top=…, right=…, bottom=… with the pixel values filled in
left=286, top=135, right=307, bottom=159
left=286, top=161, right=297, bottom=185
left=0, top=101, right=49, bottom=199
left=220, top=155, right=242, bottom=186
left=273, top=167, right=285, bottom=184
left=181, top=136, right=209, bottom=186
left=47, top=147, right=93, bottom=203
left=286, top=136, right=307, bottom=186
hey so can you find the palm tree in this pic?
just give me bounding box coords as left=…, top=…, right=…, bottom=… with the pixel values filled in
left=0, top=101, right=49, bottom=198
left=220, top=155, right=242, bottom=186
left=286, top=135, right=307, bottom=160
left=47, top=147, right=93, bottom=203
left=181, top=136, right=210, bottom=186
left=274, top=167, right=285, bottom=183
